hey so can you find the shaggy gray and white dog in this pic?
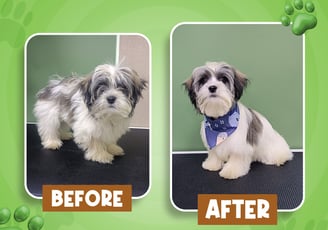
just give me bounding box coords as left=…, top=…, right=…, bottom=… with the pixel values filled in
left=183, top=62, right=293, bottom=179
left=34, top=64, right=147, bottom=164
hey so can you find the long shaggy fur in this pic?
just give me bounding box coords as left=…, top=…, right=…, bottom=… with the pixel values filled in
left=183, top=62, right=293, bottom=179
left=34, top=64, right=147, bottom=164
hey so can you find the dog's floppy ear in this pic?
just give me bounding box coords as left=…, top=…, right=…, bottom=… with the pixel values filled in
left=135, top=78, right=148, bottom=96
left=132, top=73, right=148, bottom=101
left=120, top=67, right=148, bottom=108
left=233, top=68, right=248, bottom=100
left=182, top=77, right=192, bottom=91
left=131, top=76, right=148, bottom=109
left=183, top=77, right=199, bottom=112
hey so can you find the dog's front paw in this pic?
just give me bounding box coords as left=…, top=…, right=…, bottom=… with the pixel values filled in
left=107, top=144, right=124, bottom=156
left=202, top=158, right=223, bottom=171
left=219, top=164, right=249, bottom=180
left=42, top=139, right=63, bottom=150
left=84, top=150, right=114, bottom=164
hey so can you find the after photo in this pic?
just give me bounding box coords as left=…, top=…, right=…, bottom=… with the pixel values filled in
left=170, top=23, right=304, bottom=211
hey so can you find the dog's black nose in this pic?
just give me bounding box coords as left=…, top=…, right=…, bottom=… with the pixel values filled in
left=208, top=85, right=217, bottom=93
left=107, top=96, right=117, bottom=104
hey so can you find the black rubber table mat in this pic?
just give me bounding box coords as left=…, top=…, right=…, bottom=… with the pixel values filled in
left=26, top=124, right=149, bottom=198
left=172, top=151, right=303, bottom=210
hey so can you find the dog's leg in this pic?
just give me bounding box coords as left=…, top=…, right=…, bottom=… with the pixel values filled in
left=107, top=144, right=125, bottom=156
left=36, top=116, right=63, bottom=149
left=39, top=130, right=62, bottom=150
left=202, top=150, right=224, bottom=171
left=219, top=154, right=251, bottom=179
left=84, top=138, right=114, bottom=164
left=258, top=149, right=293, bottom=166
left=34, top=101, right=63, bottom=149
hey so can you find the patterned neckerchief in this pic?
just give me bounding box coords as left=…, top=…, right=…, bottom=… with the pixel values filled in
left=204, top=103, right=240, bottom=149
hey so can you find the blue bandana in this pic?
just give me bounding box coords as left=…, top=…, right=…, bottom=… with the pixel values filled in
left=204, top=103, right=240, bottom=149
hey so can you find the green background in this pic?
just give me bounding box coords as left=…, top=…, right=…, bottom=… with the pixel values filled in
left=26, top=34, right=117, bottom=122
left=0, top=0, right=327, bottom=229
left=172, top=23, right=303, bottom=151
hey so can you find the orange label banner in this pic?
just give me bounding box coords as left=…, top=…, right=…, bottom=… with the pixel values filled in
left=198, top=194, right=277, bottom=225
left=43, top=185, right=132, bottom=211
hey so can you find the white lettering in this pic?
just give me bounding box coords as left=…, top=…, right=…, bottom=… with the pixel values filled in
left=204, top=198, right=271, bottom=220
left=51, top=189, right=126, bottom=208
left=52, top=190, right=63, bottom=207
left=257, top=199, right=270, bottom=218
left=74, top=190, right=84, bottom=207
left=232, top=199, right=244, bottom=219
left=85, top=190, right=100, bottom=207
left=112, top=190, right=123, bottom=207
left=245, top=200, right=256, bottom=219
left=101, top=189, right=112, bottom=206
left=221, top=200, right=231, bottom=219
left=205, top=199, right=220, bottom=219
left=64, top=190, right=74, bottom=207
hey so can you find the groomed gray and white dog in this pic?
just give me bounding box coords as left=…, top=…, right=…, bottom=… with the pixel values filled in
left=34, top=64, right=147, bottom=164
left=183, top=62, right=293, bottom=179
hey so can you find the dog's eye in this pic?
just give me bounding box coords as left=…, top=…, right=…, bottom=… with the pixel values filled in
left=98, top=87, right=105, bottom=94
left=117, top=84, right=130, bottom=97
left=217, top=76, right=229, bottom=85
left=199, top=74, right=209, bottom=86
left=221, top=77, right=229, bottom=84
left=95, top=85, right=107, bottom=96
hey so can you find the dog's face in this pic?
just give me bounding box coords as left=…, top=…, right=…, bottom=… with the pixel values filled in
left=183, top=62, right=248, bottom=118
left=82, top=64, right=147, bottom=119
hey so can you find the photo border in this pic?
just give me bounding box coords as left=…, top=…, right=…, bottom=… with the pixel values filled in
left=24, top=32, right=152, bottom=200
left=169, top=22, right=305, bottom=213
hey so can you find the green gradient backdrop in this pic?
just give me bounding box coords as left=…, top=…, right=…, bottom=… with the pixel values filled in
left=0, top=0, right=327, bottom=229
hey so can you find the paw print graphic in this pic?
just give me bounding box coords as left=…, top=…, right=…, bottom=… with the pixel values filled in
left=0, top=0, right=32, bottom=48
left=0, top=205, right=44, bottom=230
left=281, top=0, right=317, bottom=35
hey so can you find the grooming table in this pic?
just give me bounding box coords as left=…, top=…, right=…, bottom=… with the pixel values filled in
left=26, top=124, right=149, bottom=198
left=172, top=151, right=303, bottom=210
